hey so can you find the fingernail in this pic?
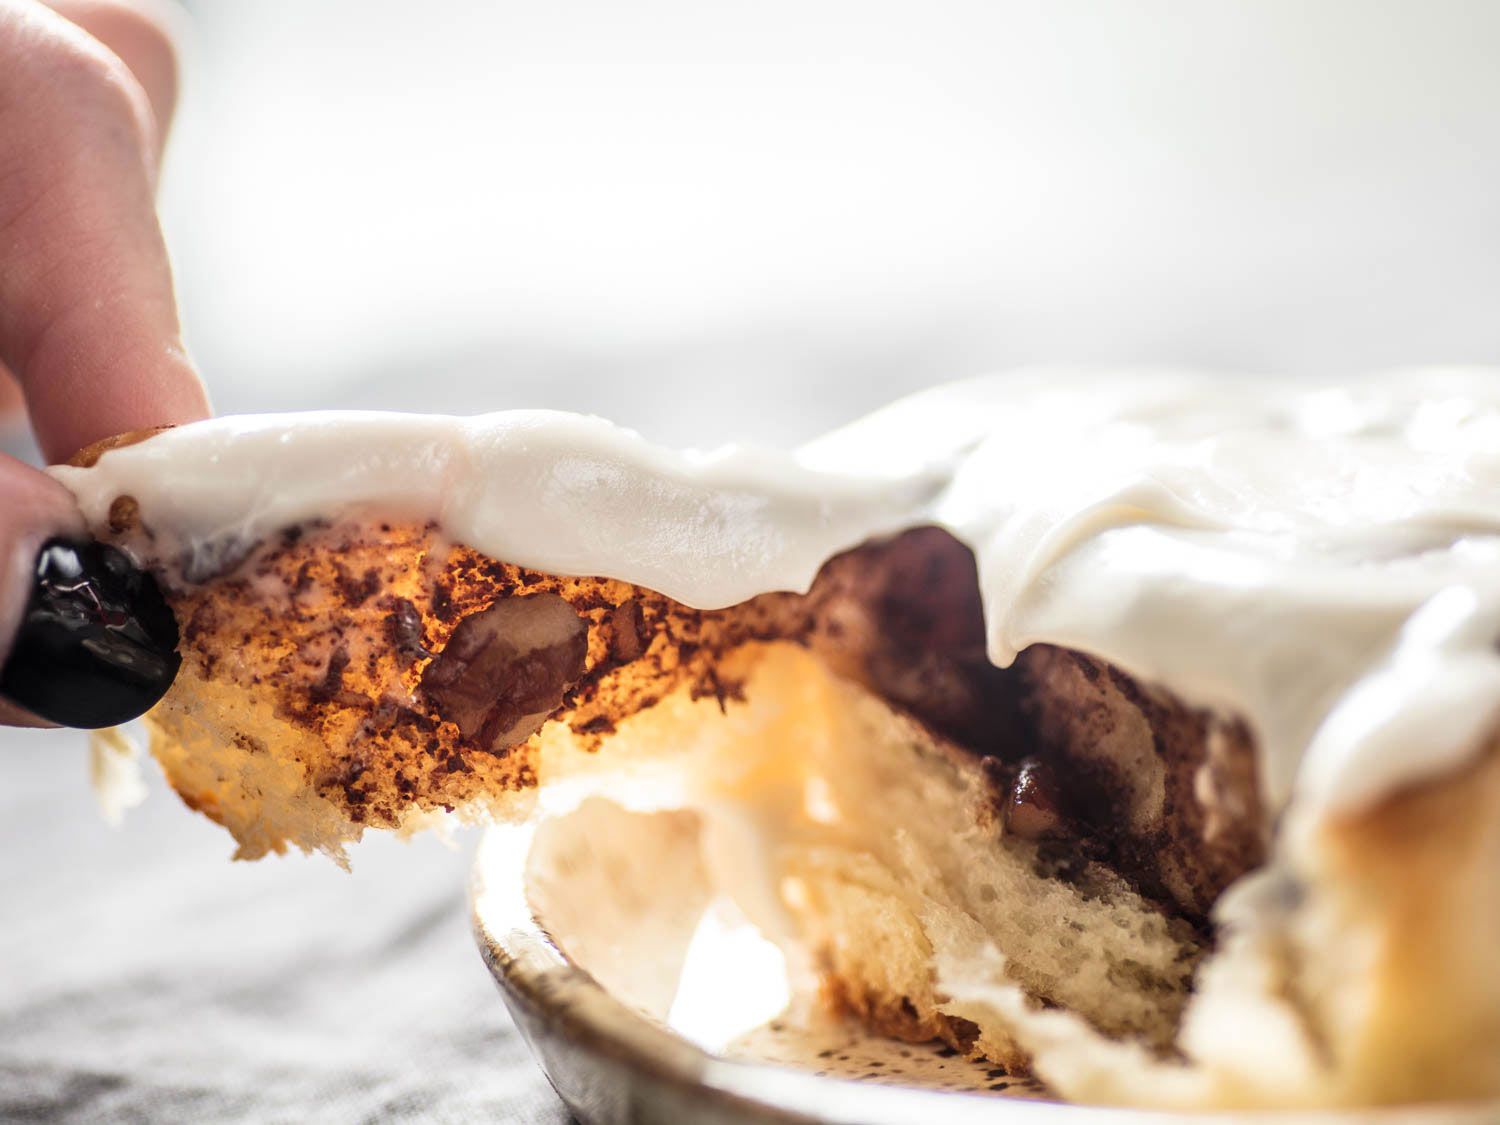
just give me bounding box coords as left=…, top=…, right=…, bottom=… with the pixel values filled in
left=0, top=538, right=180, bottom=728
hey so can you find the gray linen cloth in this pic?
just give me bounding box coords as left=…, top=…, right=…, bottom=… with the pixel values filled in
left=0, top=728, right=569, bottom=1123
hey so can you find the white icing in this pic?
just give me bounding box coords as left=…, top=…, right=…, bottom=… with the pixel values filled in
left=49, top=368, right=1500, bottom=821
left=51, top=411, right=943, bottom=608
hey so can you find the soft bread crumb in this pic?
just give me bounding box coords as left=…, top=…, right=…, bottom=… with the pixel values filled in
left=784, top=668, right=1201, bottom=1069
left=532, top=646, right=1204, bottom=1083
left=89, top=726, right=148, bottom=826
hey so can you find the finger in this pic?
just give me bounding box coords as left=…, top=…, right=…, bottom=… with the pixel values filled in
left=0, top=698, right=55, bottom=728
left=42, top=0, right=183, bottom=161
left=0, top=372, right=23, bottom=421
left=0, top=0, right=184, bottom=431
left=0, top=2, right=209, bottom=463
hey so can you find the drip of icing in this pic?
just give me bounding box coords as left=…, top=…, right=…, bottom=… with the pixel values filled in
left=50, top=367, right=1500, bottom=821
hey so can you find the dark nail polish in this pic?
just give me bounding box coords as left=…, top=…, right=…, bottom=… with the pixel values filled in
left=0, top=538, right=181, bottom=728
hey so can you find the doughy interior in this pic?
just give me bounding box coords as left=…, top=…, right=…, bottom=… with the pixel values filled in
left=524, top=643, right=1196, bottom=1069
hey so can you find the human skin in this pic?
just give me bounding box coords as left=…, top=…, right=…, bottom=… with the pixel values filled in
left=0, top=0, right=209, bottom=723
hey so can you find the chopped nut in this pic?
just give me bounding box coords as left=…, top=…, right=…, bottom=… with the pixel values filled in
left=420, top=592, right=588, bottom=752
left=387, top=597, right=429, bottom=661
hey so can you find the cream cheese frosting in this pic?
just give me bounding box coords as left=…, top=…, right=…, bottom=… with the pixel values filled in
left=50, top=368, right=1500, bottom=823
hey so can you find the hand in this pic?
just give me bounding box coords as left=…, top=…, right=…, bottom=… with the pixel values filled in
left=0, top=0, right=206, bottom=728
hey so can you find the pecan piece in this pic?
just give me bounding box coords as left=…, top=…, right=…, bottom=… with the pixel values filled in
left=419, top=592, right=588, bottom=752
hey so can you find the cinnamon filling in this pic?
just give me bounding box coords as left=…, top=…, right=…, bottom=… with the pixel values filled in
left=762, top=527, right=1266, bottom=924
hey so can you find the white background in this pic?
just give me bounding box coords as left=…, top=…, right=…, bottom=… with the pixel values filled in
left=163, top=0, right=1500, bottom=441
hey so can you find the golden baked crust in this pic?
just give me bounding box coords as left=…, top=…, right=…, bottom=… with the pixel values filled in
left=138, top=518, right=794, bottom=859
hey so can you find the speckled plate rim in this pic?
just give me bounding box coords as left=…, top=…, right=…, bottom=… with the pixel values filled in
left=469, top=824, right=1498, bottom=1125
